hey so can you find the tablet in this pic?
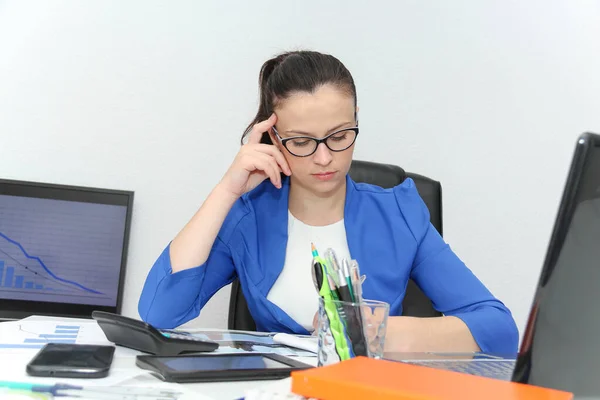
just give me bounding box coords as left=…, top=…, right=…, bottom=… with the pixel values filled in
left=135, top=353, right=313, bottom=383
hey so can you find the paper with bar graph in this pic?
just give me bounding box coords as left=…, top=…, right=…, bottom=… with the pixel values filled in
left=0, top=319, right=111, bottom=350
left=0, top=317, right=154, bottom=388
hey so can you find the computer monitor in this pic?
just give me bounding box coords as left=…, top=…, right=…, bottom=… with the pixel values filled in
left=0, top=179, right=133, bottom=320
left=512, top=132, right=600, bottom=397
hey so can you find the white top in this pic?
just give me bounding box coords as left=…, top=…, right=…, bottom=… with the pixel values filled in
left=266, top=211, right=351, bottom=332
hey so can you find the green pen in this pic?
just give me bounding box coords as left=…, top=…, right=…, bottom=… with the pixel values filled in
left=312, top=244, right=340, bottom=300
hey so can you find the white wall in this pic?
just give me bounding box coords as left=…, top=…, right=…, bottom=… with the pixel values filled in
left=1, top=0, right=599, bottom=337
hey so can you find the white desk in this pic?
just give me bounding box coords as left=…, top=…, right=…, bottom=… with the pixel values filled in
left=0, top=317, right=317, bottom=400
left=119, top=353, right=315, bottom=400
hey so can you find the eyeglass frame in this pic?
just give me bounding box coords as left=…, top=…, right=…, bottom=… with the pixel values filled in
left=271, top=125, right=359, bottom=157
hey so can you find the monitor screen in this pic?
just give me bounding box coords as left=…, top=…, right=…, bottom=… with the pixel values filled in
left=0, top=179, right=133, bottom=319
left=513, top=137, right=600, bottom=397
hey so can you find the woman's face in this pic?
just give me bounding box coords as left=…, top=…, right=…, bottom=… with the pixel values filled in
left=270, top=84, right=357, bottom=196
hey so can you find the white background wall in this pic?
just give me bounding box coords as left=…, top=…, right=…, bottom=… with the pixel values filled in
left=1, top=0, right=599, bottom=338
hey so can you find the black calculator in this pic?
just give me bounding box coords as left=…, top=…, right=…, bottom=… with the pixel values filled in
left=92, top=311, right=219, bottom=356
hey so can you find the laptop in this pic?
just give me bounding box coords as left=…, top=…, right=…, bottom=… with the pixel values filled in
left=395, top=132, right=600, bottom=396
left=388, top=351, right=517, bottom=380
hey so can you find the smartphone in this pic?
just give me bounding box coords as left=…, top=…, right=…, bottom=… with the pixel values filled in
left=26, top=343, right=115, bottom=379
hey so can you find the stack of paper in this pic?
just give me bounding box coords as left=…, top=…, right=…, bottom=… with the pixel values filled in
left=171, top=329, right=317, bottom=357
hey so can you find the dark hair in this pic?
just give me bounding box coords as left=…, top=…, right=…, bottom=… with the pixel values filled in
left=241, top=50, right=357, bottom=145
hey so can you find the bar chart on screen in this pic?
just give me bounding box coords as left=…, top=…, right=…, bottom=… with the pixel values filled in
left=0, top=193, right=127, bottom=307
left=0, top=231, right=104, bottom=295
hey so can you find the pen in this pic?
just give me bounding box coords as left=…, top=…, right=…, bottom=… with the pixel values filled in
left=311, top=258, right=331, bottom=299
left=341, top=259, right=355, bottom=302
left=324, top=248, right=342, bottom=286
left=336, top=268, right=354, bottom=304
left=57, top=390, right=176, bottom=399
left=311, top=244, right=330, bottom=276
left=327, top=274, right=340, bottom=301
left=312, top=244, right=340, bottom=299
left=350, top=260, right=363, bottom=301
left=0, top=382, right=181, bottom=399
left=0, top=389, right=52, bottom=400
left=324, top=248, right=341, bottom=271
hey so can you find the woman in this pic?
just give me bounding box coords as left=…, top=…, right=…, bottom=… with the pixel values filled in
left=138, top=50, right=518, bottom=354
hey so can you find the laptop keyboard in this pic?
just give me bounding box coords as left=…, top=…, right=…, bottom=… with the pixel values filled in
left=405, top=360, right=516, bottom=381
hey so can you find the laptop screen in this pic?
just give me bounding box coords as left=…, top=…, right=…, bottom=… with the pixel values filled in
left=513, top=135, right=600, bottom=397
left=0, top=179, right=133, bottom=319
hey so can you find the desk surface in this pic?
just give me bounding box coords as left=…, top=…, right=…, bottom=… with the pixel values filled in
left=4, top=347, right=313, bottom=400
left=0, top=316, right=317, bottom=400
left=110, top=353, right=316, bottom=399
left=4, top=317, right=493, bottom=399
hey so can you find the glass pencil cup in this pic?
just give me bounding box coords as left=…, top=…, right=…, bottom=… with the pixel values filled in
left=317, top=297, right=390, bottom=367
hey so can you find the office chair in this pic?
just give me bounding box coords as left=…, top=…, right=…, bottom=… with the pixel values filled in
left=228, top=160, right=443, bottom=331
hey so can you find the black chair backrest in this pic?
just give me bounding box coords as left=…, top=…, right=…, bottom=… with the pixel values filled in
left=228, top=160, right=443, bottom=331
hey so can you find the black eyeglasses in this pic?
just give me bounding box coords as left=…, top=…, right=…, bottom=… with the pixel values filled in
left=272, top=126, right=359, bottom=157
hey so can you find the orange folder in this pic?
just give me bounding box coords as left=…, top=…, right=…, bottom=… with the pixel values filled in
left=290, top=356, right=573, bottom=400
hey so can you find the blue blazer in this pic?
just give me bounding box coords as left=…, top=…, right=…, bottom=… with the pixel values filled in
left=138, top=175, right=519, bottom=354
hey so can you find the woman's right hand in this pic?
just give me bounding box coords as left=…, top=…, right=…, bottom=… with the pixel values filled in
left=219, top=114, right=292, bottom=198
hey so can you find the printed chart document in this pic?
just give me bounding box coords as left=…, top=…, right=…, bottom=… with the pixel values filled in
left=167, top=328, right=317, bottom=357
